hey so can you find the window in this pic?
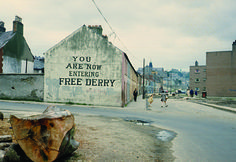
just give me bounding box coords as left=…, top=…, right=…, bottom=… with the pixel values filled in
left=195, top=78, right=200, bottom=82
left=195, top=69, right=200, bottom=73
left=195, top=87, right=200, bottom=91
left=203, top=87, right=206, bottom=91
left=203, top=78, right=206, bottom=82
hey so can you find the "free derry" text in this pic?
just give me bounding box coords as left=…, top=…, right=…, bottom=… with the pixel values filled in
left=58, top=56, right=116, bottom=87
left=59, top=78, right=115, bottom=87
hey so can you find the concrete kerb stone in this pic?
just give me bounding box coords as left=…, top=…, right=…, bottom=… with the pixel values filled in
left=189, top=100, right=236, bottom=114
left=0, top=99, right=121, bottom=110
left=0, top=95, right=157, bottom=113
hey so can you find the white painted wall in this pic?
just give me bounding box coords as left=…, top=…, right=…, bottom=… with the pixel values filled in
left=44, top=26, right=123, bottom=106
left=21, top=60, right=34, bottom=73
left=3, top=56, right=34, bottom=73
left=2, top=56, right=21, bottom=73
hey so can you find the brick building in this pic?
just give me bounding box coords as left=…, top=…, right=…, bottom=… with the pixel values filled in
left=206, top=41, right=236, bottom=97
left=189, top=61, right=206, bottom=95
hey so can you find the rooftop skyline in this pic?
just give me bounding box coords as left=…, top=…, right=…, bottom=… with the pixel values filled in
left=1, top=0, right=236, bottom=71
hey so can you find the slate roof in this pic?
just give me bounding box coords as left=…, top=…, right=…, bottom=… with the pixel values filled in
left=0, top=31, right=15, bottom=49
left=34, top=56, right=44, bottom=70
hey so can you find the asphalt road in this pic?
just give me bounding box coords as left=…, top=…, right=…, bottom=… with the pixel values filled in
left=0, top=98, right=236, bottom=162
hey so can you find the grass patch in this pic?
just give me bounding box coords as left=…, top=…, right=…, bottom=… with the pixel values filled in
left=0, top=97, right=43, bottom=102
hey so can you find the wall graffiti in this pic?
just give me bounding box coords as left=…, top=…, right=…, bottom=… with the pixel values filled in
left=59, top=56, right=115, bottom=87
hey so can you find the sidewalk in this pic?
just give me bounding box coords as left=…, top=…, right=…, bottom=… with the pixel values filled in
left=125, top=95, right=168, bottom=112
left=126, top=95, right=236, bottom=114
left=188, top=99, right=236, bottom=113
left=124, top=96, right=147, bottom=111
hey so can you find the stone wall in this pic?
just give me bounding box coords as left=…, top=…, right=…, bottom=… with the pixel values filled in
left=0, top=74, right=44, bottom=101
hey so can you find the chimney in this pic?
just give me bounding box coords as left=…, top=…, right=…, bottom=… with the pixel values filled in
left=0, top=21, right=6, bottom=33
left=13, top=16, right=23, bottom=35
left=195, top=60, right=198, bottom=66
left=88, top=25, right=103, bottom=35
left=102, top=35, right=108, bottom=41
left=233, top=40, right=236, bottom=55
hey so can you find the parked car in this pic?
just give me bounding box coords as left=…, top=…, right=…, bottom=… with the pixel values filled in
left=178, top=90, right=186, bottom=94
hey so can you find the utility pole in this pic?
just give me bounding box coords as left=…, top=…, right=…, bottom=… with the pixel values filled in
left=142, top=58, right=145, bottom=99
left=167, top=72, right=169, bottom=93
left=170, top=71, right=172, bottom=94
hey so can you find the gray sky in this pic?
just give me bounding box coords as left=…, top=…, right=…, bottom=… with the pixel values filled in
left=1, top=0, right=236, bottom=71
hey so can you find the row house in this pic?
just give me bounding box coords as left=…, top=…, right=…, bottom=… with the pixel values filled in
left=0, top=16, right=34, bottom=73
left=189, top=61, right=206, bottom=95
left=44, top=25, right=139, bottom=107
left=137, top=62, right=164, bottom=94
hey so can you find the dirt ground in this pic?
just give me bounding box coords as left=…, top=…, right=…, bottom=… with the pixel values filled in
left=0, top=113, right=175, bottom=162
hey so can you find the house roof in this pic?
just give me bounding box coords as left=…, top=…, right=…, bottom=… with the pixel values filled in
left=34, top=56, right=44, bottom=70
left=0, top=31, right=34, bottom=61
left=45, top=24, right=138, bottom=75
left=0, top=31, right=15, bottom=49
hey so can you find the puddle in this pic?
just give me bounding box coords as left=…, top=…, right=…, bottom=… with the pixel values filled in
left=156, top=130, right=176, bottom=142
left=124, top=118, right=151, bottom=126
left=135, top=120, right=151, bottom=126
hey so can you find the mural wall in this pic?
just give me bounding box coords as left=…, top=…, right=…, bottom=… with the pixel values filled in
left=44, top=25, right=122, bottom=106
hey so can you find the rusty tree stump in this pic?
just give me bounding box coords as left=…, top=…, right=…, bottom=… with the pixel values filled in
left=9, top=106, right=79, bottom=162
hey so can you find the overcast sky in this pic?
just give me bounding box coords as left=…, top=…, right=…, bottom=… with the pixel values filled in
left=1, top=0, right=236, bottom=71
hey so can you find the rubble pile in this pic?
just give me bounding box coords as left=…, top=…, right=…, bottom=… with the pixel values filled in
left=0, top=135, right=13, bottom=162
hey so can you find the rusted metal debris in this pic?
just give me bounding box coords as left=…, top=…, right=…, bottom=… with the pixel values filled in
left=9, top=106, right=79, bottom=162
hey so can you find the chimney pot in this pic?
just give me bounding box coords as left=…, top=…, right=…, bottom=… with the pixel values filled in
left=13, top=15, right=23, bottom=35
left=233, top=40, right=236, bottom=45
left=88, top=25, right=103, bottom=35
left=102, top=35, right=108, bottom=41
left=15, top=15, right=22, bottom=23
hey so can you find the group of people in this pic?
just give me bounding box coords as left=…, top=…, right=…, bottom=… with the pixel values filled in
left=187, top=89, right=198, bottom=97
left=133, top=89, right=168, bottom=107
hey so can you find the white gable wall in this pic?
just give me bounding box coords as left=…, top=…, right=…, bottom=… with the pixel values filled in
left=44, top=26, right=122, bottom=106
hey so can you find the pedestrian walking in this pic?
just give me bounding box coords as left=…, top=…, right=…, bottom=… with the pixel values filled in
left=187, top=89, right=190, bottom=97
left=133, top=88, right=138, bottom=102
left=190, top=89, right=194, bottom=97
left=195, top=90, right=198, bottom=96
left=160, top=91, right=168, bottom=107
left=148, top=94, right=153, bottom=107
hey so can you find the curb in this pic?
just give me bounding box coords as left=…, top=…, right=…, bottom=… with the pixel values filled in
left=189, top=100, right=236, bottom=114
